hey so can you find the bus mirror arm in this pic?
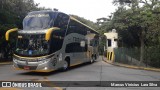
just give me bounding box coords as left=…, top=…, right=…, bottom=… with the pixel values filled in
left=5, top=28, right=18, bottom=41
left=45, top=27, right=60, bottom=41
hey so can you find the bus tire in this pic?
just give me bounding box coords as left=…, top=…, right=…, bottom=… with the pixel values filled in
left=94, top=54, right=97, bottom=61
left=90, top=55, right=94, bottom=64
left=90, top=58, right=93, bottom=63
left=62, top=58, right=70, bottom=71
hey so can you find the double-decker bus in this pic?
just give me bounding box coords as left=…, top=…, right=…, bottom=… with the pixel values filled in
left=5, top=10, right=99, bottom=72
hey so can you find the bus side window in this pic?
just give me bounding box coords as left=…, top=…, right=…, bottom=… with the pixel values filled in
left=67, top=20, right=75, bottom=35
left=65, top=43, right=87, bottom=53
left=54, top=13, right=69, bottom=30
left=67, top=20, right=87, bottom=35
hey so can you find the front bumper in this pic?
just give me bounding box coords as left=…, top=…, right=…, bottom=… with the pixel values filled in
left=13, top=58, right=57, bottom=72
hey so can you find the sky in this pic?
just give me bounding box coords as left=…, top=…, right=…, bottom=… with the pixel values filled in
left=34, top=0, right=117, bottom=22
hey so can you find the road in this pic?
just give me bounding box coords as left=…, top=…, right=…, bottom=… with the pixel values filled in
left=0, top=56, right=160, bottom=90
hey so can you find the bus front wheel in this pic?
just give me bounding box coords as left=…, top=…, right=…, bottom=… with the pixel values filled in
left=62, top=60, right=69, bottom=71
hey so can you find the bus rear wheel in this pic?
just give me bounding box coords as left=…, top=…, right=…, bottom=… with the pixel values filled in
left=90, top=55, right=96, bottom=64
left=90, top=56, right=94, bottom=64
left=90, top=58, right=93, bottom=63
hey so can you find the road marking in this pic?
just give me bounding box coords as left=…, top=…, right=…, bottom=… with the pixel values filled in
left=0, top=62, right=12, bottom=65
left=40, top=77, right=64, bottom=90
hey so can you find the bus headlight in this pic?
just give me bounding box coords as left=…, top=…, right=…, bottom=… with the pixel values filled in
left=44, top=67, right=48, bottom=70
left=13, top=58, right=18, bottom=64
left=38, top=59, right=50, bottom=64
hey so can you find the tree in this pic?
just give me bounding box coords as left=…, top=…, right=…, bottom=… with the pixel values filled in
left=110, top=0, right=160, bottom=66
left=0, top=0, right=43, bottom=59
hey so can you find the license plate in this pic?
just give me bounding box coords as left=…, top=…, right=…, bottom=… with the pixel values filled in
left=24, top=66, right=30, bottom=70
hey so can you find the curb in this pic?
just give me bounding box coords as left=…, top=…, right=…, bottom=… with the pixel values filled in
left=103, top=60, right=160, bottom=72
left=0, top=62, right=12, bottom=65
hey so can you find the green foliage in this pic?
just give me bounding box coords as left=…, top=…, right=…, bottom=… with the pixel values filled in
left=106, top=0, right=160, bottom=67
left=98, top=0, right=160, bottom=47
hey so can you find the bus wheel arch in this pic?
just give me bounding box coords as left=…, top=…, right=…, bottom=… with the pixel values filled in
left=65, top=56, right=70, bottom=66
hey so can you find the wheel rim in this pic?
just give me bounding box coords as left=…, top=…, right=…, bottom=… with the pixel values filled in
left=63, top=61, right=68, bottom=70
left=90, top=58, right=93, bottom=63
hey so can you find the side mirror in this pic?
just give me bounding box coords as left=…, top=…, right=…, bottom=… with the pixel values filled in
left=5, top=28, right=18, bottom=41
left=80, top=41, right=85, bottom=47
left=45, top=27, right=60, bottom=41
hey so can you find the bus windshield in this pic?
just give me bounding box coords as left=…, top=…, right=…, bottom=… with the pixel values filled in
left=15, top=34, right=49, bottom=57
left=23, top=12, right=55, bottom=30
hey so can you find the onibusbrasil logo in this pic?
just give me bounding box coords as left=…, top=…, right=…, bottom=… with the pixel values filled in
left=1, top=82, right=42, bottom=87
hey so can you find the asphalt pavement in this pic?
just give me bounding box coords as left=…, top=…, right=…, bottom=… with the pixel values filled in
left=0, top=56, right=160, bottom=90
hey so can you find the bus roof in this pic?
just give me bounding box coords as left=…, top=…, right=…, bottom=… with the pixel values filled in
left=70, top=16, right=99, bottom=35
left=27, top=10, right=99, bottom=35
left=28, top=10, right=56, bottom=14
